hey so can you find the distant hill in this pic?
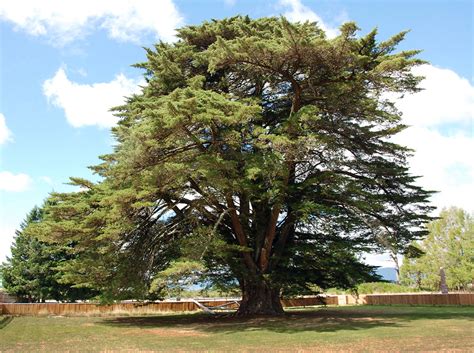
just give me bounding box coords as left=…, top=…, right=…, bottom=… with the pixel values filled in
left=376, top=267, right=397, bottom=282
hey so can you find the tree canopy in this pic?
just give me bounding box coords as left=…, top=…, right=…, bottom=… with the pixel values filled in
left=29, top=17, right=433, bottom=315
left=401, top=207, right=473, bottom=291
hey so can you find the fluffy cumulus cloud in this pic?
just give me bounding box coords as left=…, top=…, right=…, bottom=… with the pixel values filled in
left=43, top=68, right=144, bottom=128
left=395, top=127, right=473, bottom=212
left=0, top=0, right=183, bottom=44
left=278, top=0, right=340, bottom=38
left=395, top=65, right=474, bottom=127
left=0, top=113, right=13, bottom=145
left=0, top=171, right=32, bottom=192
left=393, top=64, right=474, bottom=212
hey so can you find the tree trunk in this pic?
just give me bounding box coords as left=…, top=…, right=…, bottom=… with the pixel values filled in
left=390, top=252, right=400, bottom=284
left=236, top=277, right=284, bottom=316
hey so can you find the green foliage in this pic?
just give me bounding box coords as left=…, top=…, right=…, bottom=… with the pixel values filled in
left=31, top=182, right=179, bottom=301
left=149, top=260, right=205, bottom=299
left=356, top=282, right=419, bottom=294
left=0, top=206, right=95, bottom=302
left=324, top=282, right=419, bottom=294
left=400, top=207, right=474, bottom=291
left=33, top=17, right=433, bottom=312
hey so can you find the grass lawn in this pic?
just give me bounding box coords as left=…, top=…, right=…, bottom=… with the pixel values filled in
left=1, top=306, right=473, bottom=352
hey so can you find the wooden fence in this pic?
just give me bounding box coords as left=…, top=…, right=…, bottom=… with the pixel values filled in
left=0, top=296, right=333, bottom=316
left=0, top=301, right=199, bottom=316
left=362, top=293, right=474, bottom=306
left=1, top=293, right=472, bottom=316
left=335, top=293, right=474, bottom=306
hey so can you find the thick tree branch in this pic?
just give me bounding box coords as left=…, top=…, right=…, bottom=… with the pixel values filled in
left=225, top=194, right=258, bottom=272
left=258, top=204, right=281, bottom=272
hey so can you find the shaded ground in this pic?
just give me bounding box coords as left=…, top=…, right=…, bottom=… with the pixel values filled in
left=1, top=306, right=473, bottom=352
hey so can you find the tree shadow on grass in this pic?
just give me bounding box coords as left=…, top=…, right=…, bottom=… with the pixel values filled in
left=325, top=306, right=474, bottom=321
left=99, top=310, right=395, bottom=335
left=0, top=316, right=14, bottom=330
left=99, top=307, right=474, bottom=335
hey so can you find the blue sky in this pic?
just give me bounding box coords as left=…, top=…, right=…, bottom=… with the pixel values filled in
left=0, top=0, right=473, bottom=265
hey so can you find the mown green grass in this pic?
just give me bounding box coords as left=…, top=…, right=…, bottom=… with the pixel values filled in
left=1, top=306, right=473, bottom=352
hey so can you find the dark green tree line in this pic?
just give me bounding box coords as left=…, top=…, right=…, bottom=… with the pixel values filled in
left=1, top=205, right=95, bottom=302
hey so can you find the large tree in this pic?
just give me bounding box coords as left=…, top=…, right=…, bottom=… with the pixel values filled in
left=401, top=207, right=474, bottom=291
left=35, top=17, right=433, bottom=315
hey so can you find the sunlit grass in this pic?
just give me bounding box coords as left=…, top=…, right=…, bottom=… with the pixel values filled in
left=1, top=306, right=473, bottom=352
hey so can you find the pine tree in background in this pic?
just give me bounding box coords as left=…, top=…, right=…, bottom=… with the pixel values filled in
left=0, top=206, right=95, bottom=302
left=34, top=17, right=434, bottom=315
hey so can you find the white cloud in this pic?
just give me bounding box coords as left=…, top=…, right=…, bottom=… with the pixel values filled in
left=43, top=68, right=144, bottom=128
left=0, top=0, right=183, bottom=44
left=0, top=171, right=32, bottom=192
left=395, top=64, right=474, bottom=127
left=395, top=127, right=473, bottom=212
left=0, top=113, right=13, bottom=145
left=392, top=64, right=474, bottom=213
left=278, top=0, right=340, bottom=38
left=363, top=253, right=402, bottom=268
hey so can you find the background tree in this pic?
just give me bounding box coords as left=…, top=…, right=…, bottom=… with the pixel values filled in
left=401, top=207, right=474, bottom=291
left=149, top=260, right=205, bottom=299
left=0, top=205, right=95, bottom=302
left=34, top=17, right=433, bottom=315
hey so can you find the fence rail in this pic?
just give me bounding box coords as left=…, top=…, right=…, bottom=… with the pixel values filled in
left=1, top=293, right=472, bottom=316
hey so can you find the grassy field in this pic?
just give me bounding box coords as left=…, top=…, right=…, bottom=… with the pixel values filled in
left=1, top=306, right=473, bottom=352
